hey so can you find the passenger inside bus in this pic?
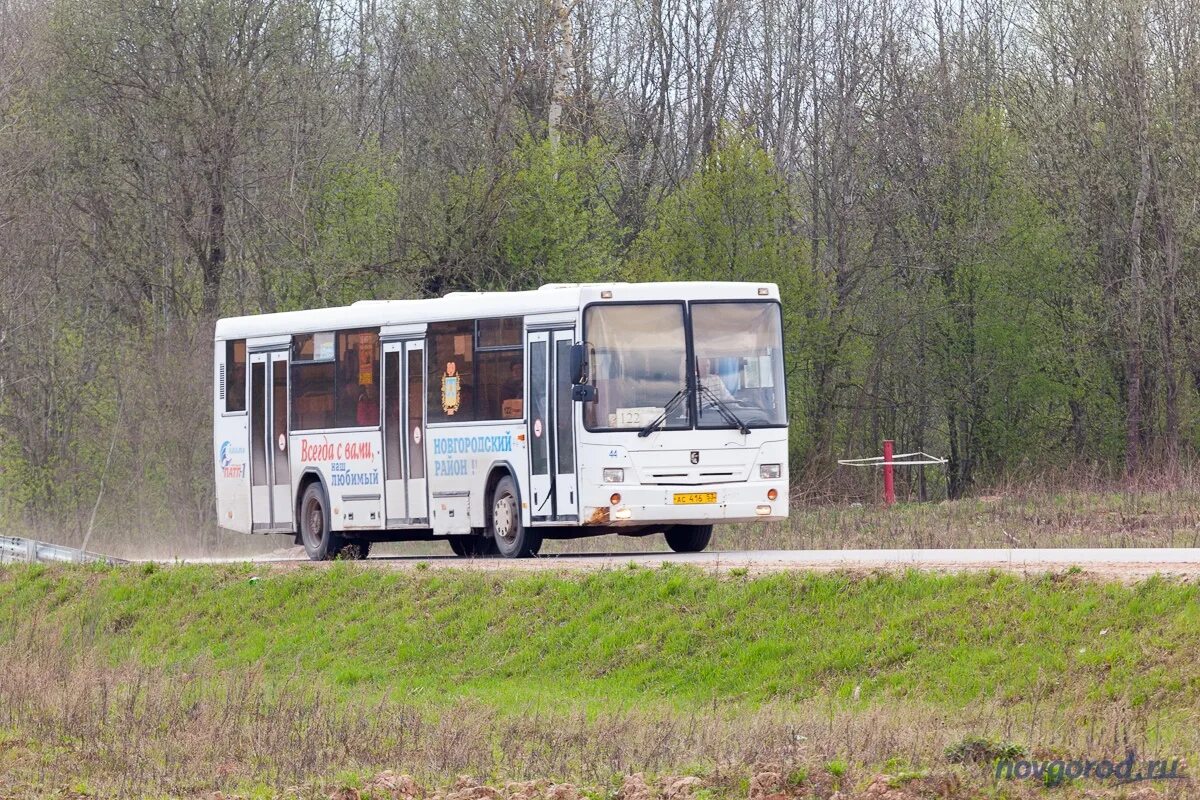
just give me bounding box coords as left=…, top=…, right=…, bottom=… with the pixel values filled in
left=333, top=341, right=382, bottom=427
left=356, top=380, right=379, bottom=426
left=355, top=345, right=379, bottom=424
left=697, top=358, right=736, bottom=404
left=337, top=350, right=362, bottom=426
left=501, top=360, right=523, bottom=418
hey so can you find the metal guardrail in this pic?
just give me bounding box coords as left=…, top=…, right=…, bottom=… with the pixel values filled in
left=0, top=535, right=127, bottom=565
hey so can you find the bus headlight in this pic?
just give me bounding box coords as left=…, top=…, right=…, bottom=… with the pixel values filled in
left=759, top=463, right=781, bottom=480
left=603, top=468, right=624, bottom=483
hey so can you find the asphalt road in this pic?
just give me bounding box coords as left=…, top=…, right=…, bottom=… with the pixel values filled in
left=202, top=547, right=1200, bottom=580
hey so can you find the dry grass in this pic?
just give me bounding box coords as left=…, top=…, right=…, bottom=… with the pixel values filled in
left=1, top=565, right=1198, bottom=799
left=0, top=632, right=1194, bottom=799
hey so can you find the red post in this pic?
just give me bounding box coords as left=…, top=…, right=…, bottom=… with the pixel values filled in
left=882, top=440, right=895, bottom=506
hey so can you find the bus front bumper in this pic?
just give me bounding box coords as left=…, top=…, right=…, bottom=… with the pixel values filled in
left=582, top=482, right=788, bottom=526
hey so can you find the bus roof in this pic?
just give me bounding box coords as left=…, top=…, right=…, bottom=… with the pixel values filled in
left=213, top=281, right=779, bottom=341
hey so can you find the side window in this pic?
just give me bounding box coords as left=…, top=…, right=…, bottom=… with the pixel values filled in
left=477, top=350, right=524, bottom=420
left=225, top=340, right=247, bottom=413
left=291, top=334, right=334, bottom=430
left=477, top=317, right=522, bottom=348
left=425, top=317, right=524, bottom=423
left=427, top=320, right=476, bottom=422
left=476, top=316, right=524, bottom=421
left=291, top=330, right=379, bottom=430
left=336, top=329, right=379, bottom=428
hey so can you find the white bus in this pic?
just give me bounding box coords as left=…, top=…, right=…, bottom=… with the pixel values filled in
left=213, top=282, right=788, bottom=559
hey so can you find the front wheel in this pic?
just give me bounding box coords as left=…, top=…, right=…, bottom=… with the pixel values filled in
left=490, top=475, right=541, bottom=558
left=664, top=524, right=713, bottom=553
left=299, top=482, right=344, bottom=560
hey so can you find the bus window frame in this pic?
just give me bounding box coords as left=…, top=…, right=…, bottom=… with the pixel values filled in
left=688, top=298, right=789, bottom=431
left=221, top=339, right=249, bottom=417
left=289, top=328, right=382, bottom=434
left=426, top=315, right=525, bottom=428
left=579, top=299, right=692, bottom=434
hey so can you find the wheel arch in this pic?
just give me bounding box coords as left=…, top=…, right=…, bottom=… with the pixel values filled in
left=294, top=468, right=330, bottom=542
left=483, top=460, right=522, bottom=527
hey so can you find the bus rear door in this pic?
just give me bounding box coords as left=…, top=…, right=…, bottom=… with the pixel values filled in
left=382, top=340, right=428, bottom=525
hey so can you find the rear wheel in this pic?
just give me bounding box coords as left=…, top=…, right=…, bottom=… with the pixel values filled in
left=299, top=482, right=344, bottom=561
left=490, top=475, right=541, bottom=558
left=664, top=524, right=712, bottom=553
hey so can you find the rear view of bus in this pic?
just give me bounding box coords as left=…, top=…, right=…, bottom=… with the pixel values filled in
left=569, top=284, right=789, bottom=552
left=212, top=282, right=787, bottom=560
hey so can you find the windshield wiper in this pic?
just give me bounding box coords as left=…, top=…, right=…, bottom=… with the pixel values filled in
left=638, top=386, right=688, bottom=437
left=697, top=383, right=751, bottom=435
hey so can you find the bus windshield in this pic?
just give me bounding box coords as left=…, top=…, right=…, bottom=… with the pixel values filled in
left=584, top=303, right=689, bottom=430
left=583, top=300, right=786, bottom=432
left=691, top=301, right=786, bottom=428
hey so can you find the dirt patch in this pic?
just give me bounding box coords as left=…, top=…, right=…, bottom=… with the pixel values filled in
left=619, top=773, right=655, bottom=800
left=748, top=772, right=783, bottom=800
left=365, top=772, right=424, bottom=800
left=662, top=776, right=704, bottom=800
left=440, top=776, right=504, bottom=800
left=857, top=773, right=960, bottom=799
left=505, top=781, right=552, bottom=800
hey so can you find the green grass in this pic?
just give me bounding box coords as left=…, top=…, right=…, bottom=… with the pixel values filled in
left=3, top=563, right=1199, bottom=713
left=2, top=563, right=1199, bottom=797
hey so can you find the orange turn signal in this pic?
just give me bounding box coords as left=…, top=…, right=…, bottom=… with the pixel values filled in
left=767, top=488, right=778, bottom=501
left=610, top=493, right=621, bottom=505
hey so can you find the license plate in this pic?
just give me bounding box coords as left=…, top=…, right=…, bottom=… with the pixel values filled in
left=673, top=492, right=717, bottom=505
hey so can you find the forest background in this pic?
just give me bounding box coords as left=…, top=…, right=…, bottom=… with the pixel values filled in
left=2, top=0, right=1198, bottom=548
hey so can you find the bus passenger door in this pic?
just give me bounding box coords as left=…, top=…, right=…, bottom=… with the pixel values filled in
left=382, top=342, right=406, bottom=524
left=526, top=331, right=552, bottom=521
left=250, top=350, right=292, bottom=531
left=269, top=351, right=293, bottom=529
left=551, top=329, right=579, bottom=520
left=405, top=341, right=428, bottom=523
left=383, top=340, right=427, bottom=525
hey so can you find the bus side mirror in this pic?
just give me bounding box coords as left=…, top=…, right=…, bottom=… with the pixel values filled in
left=569, top=344, right=587, bottom=384
left=569, top=344, right=594, bottom=401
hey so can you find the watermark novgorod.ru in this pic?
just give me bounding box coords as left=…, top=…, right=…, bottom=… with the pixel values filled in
left=996, top=753, right=1184, bottom=784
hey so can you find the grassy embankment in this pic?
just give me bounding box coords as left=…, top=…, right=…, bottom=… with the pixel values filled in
left=0, top=563, right=1197, bottom=798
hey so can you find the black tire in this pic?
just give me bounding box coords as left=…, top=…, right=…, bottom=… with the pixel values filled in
left=664, top=524, right=713, bottom=553
left=299, top=482, right=344, bottom=561
left=338, top=540, right=371, bottom=560
left=448, top=535, right=495, bottom=557
left=489, top=475, right=541, bottom=558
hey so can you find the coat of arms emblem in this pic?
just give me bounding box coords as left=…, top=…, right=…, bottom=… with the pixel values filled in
left=441, top=361, right=461, bottom=415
